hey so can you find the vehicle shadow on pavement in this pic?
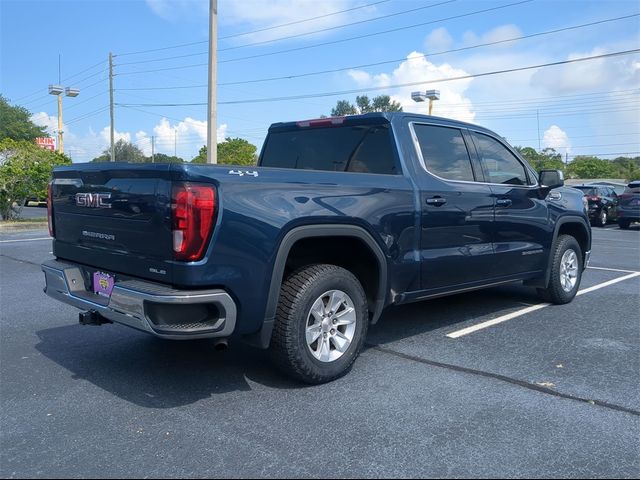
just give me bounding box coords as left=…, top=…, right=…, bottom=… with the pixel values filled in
left=34, top=284, right=540, bottom=408
left=367, top=284, right=541, bottom=347
left=34, top=325, right=305, bottom=409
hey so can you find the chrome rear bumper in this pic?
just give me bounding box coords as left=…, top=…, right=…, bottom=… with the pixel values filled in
left=42, top=259, right=236, bottom=339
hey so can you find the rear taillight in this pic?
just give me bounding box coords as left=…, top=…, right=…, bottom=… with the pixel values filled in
left=587, top=195, right=601, bottom=202
left=47, top=182, right=55, bottom=237
left=171, top=183, right=216, bottom=261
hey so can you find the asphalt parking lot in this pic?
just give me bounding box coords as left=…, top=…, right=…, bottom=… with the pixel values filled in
left=1, top=225, right=638, bottom=478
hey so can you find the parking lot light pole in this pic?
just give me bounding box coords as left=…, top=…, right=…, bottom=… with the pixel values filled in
left=48, top=85, right=80, bottom=154
left=411, top=90, right=440, bottom=115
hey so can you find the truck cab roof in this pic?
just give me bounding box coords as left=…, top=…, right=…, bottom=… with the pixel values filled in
left=268, top=112, right=497, bottom=137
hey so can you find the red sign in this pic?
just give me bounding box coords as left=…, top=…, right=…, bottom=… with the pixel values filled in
left=35, top=137, right=56, bottom=151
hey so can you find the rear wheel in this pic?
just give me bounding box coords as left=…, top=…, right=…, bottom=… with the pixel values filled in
left=618, top=219, right=631, bottom=230
left=270, top=264, right=368, bottom=384
left=537, top=235, right=583, bottom=304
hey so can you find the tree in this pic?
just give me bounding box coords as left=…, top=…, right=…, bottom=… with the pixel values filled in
left=0, top=138, right=71, bottom=220
left=218, top=137, right=257, bottom=166
left=91, top=139, right=145, bottom=163
left=191, top=139, right=258, bottom=166
left=0, top=95, right=48, bottom=141
left=515, top=146, right=565, bottom=172
left=330, top=95, right=402, bottom=116
left=566, top=156, right=615, bottom=179
left=610, top=156, right=640, bottom=181
left=191, top=145, right=208, bottom=164
left=152, top=153, right=183, bottom=163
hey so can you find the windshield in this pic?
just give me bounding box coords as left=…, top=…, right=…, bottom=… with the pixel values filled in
left=574, top=186, right=598, bottom=196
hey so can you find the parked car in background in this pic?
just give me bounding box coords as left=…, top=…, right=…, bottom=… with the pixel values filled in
left=573, top=184, right=619, bottom=227
left=617, top=180, right=640, bottom=229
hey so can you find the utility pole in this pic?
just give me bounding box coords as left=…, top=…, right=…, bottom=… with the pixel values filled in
left=151, top=136, right=155, bottom=163
left=109, top=52, right=115, bottom=162
left=207, top=0, right=218, bottom=164
left=536, top=109, right=541, bottom=152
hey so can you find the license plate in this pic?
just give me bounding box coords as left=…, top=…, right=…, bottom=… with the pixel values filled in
left=93, top=271, right=115, bottom=298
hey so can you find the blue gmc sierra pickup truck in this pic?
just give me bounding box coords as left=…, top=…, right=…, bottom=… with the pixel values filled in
left=42, top=112, right=591, bottom=383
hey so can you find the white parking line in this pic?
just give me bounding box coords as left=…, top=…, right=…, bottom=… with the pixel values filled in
left=0, top=237, right=51, bottom=243
left=446, top=271, right=640, bottom=339
left=576, top=272, right=640, bottom=296
left=588, top=266, right=640, bottom=274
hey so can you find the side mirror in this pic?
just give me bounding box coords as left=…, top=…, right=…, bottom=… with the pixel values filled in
left=539, top=169, right=564, bottom=190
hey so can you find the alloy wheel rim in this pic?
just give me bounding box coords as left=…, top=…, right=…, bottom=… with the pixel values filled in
left=559, top=249, right=579, bottom=292
left=305, top=290, right=357, bottom=363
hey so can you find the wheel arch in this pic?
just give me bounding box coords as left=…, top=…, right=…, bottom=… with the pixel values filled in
left=544, top=216, right=591, bottom=287
left=244, top=224, right=388, bottom=349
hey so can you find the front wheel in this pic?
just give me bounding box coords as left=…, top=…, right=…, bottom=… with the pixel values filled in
left=594, top=209, right=608, bottom=227
left=537, top=235, right=583, bottom=304
left=270, top=264, right=368, bottom=384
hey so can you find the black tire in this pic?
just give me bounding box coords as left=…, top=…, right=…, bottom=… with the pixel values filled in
left=618, top=219, right=631, bottom=230
left=537, top=234, right=583, bottom=304
left=270, top=264, right=368, bottom=384
left=594, top=208, right=608, bottom=227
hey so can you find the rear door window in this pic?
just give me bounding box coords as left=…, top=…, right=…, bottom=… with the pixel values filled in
left=412, top=124, right=476, bottom=182
left=260, top=124, right=400, bottom=175
left=472, top=132, right=532, bottom=186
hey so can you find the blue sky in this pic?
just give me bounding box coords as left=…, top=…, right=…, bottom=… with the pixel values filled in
left=1, top=0, right=638, bottom=163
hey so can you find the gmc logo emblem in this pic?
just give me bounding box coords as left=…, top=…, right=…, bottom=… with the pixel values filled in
left=75, top=193, right=112, bottom=209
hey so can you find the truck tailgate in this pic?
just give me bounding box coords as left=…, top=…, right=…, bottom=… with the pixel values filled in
left=51, top=163, right=175, bottom=283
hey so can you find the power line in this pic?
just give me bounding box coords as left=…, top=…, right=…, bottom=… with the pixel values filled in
left=12, top=61, right=106, bottom=103
left=218, top=0, right=534, bottom=65
left=116, top=48, right=640, bottom=106
left=115, top=13, right=640, bottom=85
left=116, top=0, right=533, bottom=76
left=220, top=0, right=391, bottom=40
left=66, top=106, right=110, bottom=125
left=217, top=13, right=640, bottom=86
left=115, top=0, right=392, bottom=57
left=117, top=0, right=457, bottom=67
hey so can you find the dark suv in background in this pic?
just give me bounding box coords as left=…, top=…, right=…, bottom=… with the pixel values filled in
left=574, top=184, right=619, bottom=227
left=617, top=180, right=640, bottom=229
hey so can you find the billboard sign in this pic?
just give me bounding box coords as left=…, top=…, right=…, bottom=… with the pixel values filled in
left=35, top=137, right=56, bottom=151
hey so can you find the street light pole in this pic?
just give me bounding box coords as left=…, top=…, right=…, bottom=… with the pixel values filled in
left=207, top=0, right=218, bottom=164
left=412, top=90, right=440, bottom=115
left=57, top=94, right=63, bottom=154
left=49, top=84, right=80, bottom=154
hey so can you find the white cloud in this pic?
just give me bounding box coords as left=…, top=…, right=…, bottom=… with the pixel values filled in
left=221, top=0, right=378, bottom=42
left=424, top=27, right=453, bottom=52
left=30, top=112, right=59, bottom=136
left=462, top=24, right=523, bottom=48
left=347, top=51, right=476, bottom=123
left=532, top=46, right=640, bottom=94
left=133, top=118, right=229, bottom=159
left=100, top=126, right=131, bottom=145
left=217, top=123, right=228, bottom=142
left=347, top=69, right=372, bottom=86
left=543, top=125, right=571, bottom=155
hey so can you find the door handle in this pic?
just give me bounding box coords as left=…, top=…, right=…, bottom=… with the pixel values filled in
left=496, top=198, right=512, bottom=208
left=426, top=197, right=447, bottom=206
